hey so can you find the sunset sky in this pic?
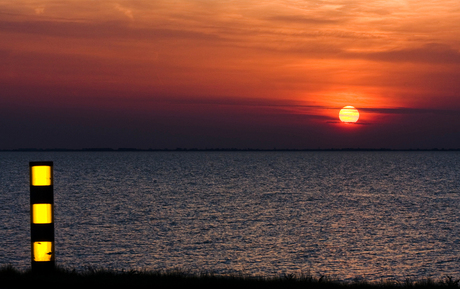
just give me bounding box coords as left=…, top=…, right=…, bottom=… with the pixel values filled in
left=1, top=0, right=460, bottom=149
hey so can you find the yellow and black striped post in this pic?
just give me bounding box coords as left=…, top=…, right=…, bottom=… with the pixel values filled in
left=30, top=161, right=55, bottom=272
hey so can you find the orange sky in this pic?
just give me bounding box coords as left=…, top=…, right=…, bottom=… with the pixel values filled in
left=1, top=0, right=460, bottom=149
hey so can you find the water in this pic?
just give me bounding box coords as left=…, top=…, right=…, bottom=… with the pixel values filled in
left=1, top=151, right=460, bottom=282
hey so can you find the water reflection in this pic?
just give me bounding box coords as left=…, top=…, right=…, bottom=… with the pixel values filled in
left=0, top=151, right=459, bottom=282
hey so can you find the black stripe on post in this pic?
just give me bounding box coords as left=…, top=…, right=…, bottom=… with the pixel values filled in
left=30, top=161, right=55, bottom=272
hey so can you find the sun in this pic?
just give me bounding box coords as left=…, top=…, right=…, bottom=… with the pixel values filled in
left=339, top=106, right=359, bottom=123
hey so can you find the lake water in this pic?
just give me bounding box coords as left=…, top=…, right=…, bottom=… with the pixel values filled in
left=1, top=151, right=460, bottom=282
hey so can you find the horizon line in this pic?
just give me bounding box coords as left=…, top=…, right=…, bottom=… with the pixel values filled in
left=2, top=148, right=460, bottom=152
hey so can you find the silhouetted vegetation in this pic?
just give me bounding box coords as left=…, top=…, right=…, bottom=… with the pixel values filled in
left=1, top=265, right=459, bottom=289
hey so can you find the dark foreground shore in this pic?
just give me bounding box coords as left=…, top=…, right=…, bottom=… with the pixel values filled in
left=1, top=266, right=459, bottom=289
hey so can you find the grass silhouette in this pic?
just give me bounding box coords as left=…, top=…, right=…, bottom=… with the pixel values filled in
left=0, top=265, right=458, bottom=289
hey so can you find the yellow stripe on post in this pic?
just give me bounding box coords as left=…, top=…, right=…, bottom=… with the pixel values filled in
left=31, top=166, right=52, bottom=186
left=33, top=242, right=54, bottom=262
left=32, top=204, right=53, bottom=224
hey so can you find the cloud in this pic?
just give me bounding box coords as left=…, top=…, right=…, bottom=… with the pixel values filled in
left=347, top=43, right=460, bottom=64
left=114, top=4, right=133, bottom=20
left=0, top=19, right=221, bottom=42
left=266, top=15, right=340, bottom=25
left=360, top=107, right=460, bottom=115
left=34, top=7, right=45, bottom=15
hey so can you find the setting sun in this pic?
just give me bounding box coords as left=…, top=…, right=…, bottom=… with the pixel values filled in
left=339, top=106, right=360, bottom=123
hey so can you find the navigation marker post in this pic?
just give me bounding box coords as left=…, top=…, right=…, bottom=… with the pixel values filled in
left=30, top=161, right=55, bottom=272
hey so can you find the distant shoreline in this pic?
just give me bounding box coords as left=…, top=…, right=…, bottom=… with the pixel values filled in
left=2, top=148, right=460, bottom=152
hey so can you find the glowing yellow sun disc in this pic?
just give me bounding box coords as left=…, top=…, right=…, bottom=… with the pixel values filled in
left=339, top=106, right=359, bottom=123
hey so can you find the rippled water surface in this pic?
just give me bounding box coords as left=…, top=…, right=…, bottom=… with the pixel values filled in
left=1, top=151, right=460, bottom=281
